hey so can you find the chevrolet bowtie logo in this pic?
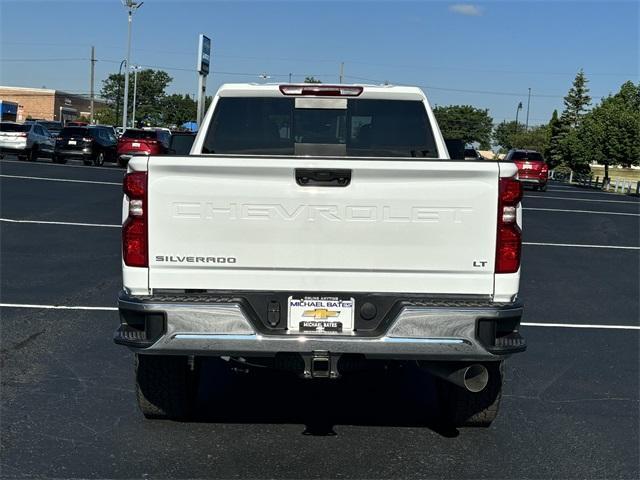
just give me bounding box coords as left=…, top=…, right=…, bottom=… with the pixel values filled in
left=302, top=308, right=340, bottom=319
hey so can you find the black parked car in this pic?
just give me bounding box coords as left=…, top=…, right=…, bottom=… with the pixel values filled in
left=54, top=126, right=118, bottom=166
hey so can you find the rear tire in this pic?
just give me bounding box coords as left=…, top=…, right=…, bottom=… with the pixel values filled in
left=118, top=157, right=128, bottom=169
left=83, top=159, right=92, bottom=166
left=437, top=362, right=503, bottom=428
left=93, top=151, right=105, bottom=167
left=135, top=354, right=198, bottom=420
left=52, top=154, right=67, bottom=164
left=539, top=184, right=547, bottom=192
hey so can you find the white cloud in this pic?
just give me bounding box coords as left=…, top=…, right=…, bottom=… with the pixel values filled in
left=449, top=4, right=483, bottom=17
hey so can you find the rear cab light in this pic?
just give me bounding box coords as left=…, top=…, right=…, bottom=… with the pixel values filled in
left=279, top=85, right=363, bottom=96
left=123, top=171, right=148, bottom=267
left=496, top=177, right=523, bottom=274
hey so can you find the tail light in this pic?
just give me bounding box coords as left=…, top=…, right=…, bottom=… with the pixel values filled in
left=17, top=133, right=27, bottom=137
left=540, top=164, right=549, bottom=177
left=496, top=177, right=522, bottom=274
left=122, top=171, right=147, bottom=267
left=279, top=85, right=363, bottom=96
left=82, top=137, right=92, bottom=142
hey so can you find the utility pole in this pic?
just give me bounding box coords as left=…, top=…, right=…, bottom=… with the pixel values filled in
left=90, top=46, right=96, bottom=123
left=339, top=62, right=344, bottom=84
left=288, top=73, right=292, bottom=83
left=122, top=0, right=143, bottom=129
left=525, top=87, right=531, bottom=130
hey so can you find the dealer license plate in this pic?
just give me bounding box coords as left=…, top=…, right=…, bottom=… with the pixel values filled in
left=288, top=296, right=355, bottom=333
left=68, top=140, right=76, bottom=145
left=132, top=142, right=140, bottom=147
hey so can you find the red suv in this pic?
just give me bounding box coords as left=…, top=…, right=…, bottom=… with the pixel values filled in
left=505, top=149, right=549, bottom=191
left=117, top=128, right=170, bottom=167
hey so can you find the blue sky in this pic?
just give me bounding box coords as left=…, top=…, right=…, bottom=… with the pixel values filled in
left=1, top=0, right=638, bottom=125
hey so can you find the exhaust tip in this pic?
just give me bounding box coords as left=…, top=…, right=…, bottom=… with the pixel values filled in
left=463, top=364, right=489, bottom=393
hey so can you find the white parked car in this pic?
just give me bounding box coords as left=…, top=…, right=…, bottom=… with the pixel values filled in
left=0, top=122, right=55, bottom=161
left=115, top=83, right=526, bottom=427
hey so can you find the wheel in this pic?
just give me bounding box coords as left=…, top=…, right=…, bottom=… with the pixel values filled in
left=83, top=159, right=92, bottom=166
left=93, top=151, right=105, bottom=167
left=28, top=145, right=38, bottom=161
left=539, top=184, right=547, bottom=192
left=52, top=154, right=67, bottom=164
left=135, top=354, right=199, bottom=420
left=532, top=185, right=539, bottom=191
left=118, top=157, right=129, bottom=169
left=17, top=155, right=27, bottom=161
left=436, top=362, right=503, bottom=428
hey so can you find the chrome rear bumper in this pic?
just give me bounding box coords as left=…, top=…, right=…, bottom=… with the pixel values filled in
left=115, top=292, right=525, bottom=361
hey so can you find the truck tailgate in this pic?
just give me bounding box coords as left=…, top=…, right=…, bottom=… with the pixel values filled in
left=146, top=156, right=499, bottom=295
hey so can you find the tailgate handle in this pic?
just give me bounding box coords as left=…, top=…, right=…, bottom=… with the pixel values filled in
left=295, top=169, right=351, bottom=187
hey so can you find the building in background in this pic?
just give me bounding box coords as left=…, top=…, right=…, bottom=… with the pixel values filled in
left=0, top=86, right=105, bottom=123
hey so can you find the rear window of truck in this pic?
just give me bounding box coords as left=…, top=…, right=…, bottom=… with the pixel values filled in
left=203, top=98, right=438, bottom=158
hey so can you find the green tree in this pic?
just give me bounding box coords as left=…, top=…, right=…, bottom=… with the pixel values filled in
left=493, top=120, right=526, bottom=151
left=94, top=107, right=118, bottom=126
left=161, top=94, right=196, bottom=127
left=303, top=76, right=322, bottom=83
left=510, top=125, right=551, bottom=154
left=433, top=105, right=493, bottom=149
left=100, top=69, right=173, bottom=126
left=573, top=81, right=640, bottom=179
left=562, top=69, right=592, bottom=128
left=546, top=109, right=565, bottom=168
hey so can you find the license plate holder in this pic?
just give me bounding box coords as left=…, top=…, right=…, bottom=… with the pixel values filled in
left=131, top=142, right=140, bottom=147
left=68, top=140, right=76, bottom=145
left=288, top=296, right=355, bottom=333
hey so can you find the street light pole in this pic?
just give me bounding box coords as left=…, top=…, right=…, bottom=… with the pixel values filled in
left=525, top=87, right=531, bottom=130
left=121, top=0, right=143, bottom=129
left=115, top=59, right=127, bottom=126
left=131, top=66, right=140, bottom=127
left=515, top=102, right=523, bottom=127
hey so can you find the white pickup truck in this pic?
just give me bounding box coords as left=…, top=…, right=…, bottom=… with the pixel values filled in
left=115, top=83, right=526, bottom=426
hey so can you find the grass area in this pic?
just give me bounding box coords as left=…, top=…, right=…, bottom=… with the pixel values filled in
left=589, top=166, right=640, bottom=183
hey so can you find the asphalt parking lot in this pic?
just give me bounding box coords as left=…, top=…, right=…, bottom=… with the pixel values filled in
left=1, top=156, right=638, bottom=479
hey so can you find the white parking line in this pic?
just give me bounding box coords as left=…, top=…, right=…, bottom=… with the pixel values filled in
left=0, top=303, right=117, bottom=311
left=523, top=207, right=639, bottom=217
left=521, top=322, right=640, bottom=331
left=0, top=174, right=121, bottom=185
left=0, top=158, right=121, bottom=171
left=523, top=242, right=639, bottom=250
left=0, top=303, right=638, bottom=330
left=526, top=195, right=638, bottom=204
left=1, top=218, right=120, bottom=228
left=542, top=188, right=628, bottom=195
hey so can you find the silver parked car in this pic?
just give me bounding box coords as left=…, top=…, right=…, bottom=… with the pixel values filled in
left=0, top=122, right=55, bottom=161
